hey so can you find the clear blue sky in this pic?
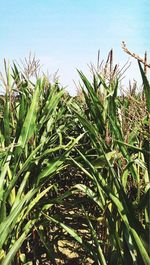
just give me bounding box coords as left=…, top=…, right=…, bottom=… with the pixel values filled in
left=0, top=0, right=149, bottom=94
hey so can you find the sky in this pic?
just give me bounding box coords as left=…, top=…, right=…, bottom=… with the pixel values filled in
left=0, top=0, right=149, bottom=95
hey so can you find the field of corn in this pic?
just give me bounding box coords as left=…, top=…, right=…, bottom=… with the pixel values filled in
left=0, top=50, right=149, bottom=265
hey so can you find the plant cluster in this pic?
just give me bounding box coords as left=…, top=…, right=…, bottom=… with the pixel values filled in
left=0, top=52, right=149, bottom=265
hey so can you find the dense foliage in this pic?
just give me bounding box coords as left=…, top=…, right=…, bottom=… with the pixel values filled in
left=0, top=54, right=149, bottom=265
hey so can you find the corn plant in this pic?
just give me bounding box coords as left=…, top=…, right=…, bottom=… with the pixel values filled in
left=0, top=61, right=83, bottom=264
left=65, top=60, right=149, bottom=265
left=0, top=53, right=149, bottom=265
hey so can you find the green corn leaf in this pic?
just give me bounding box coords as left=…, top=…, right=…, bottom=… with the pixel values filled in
left=1, top=220, right=35, bottom=265
left=17, top=79, right=42, bottom=151
left=73, top=184, right=104, bottom=210
left=37, top=134, right=84, bottom=184
left=3, top=93, right=10, bottom=146
left=130, top=227, right=150, bottom=265
left=84, top=209, right=107, bottom=265
left=0, top=189, right=36, bottom=249
left=138, top=61, right=150, bottom=113
left=44, top=214, right=83, bottom=244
